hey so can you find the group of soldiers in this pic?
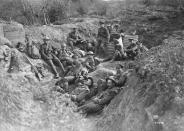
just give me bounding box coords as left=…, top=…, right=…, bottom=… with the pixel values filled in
left=12, top=20, right=149, bottom=114
left=55, top=63, right=129, bottom=114
left=96, top=21, right=149, bottom=61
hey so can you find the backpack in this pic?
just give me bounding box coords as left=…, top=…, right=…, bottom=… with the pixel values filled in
left=27, top=44, right=41, bottom=59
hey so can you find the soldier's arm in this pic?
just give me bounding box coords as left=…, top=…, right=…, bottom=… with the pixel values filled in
left=97, top=28, right=101, bottom=38
left=106, top=28, right=110, bottom=40
left=97, top=93, right=114, bottom=105
left=116, top=75, right=127, bottom=87
left=40, top=46, right=50, bottom=60
left=27, top=43, right=32, bottom=57
left=86, top=62, right=92, bottom=69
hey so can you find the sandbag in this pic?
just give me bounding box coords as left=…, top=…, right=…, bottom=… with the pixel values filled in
left=3, top=22, right=25, bottom=46
left=27, top=44, right=41, bottom=59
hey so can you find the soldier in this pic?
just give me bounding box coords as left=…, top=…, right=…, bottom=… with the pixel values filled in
left=67, top=28, right=81, bottom=50
left=126, top=38, right=139, bottom=60
left=71, top=77, right=98, bottom=106
left=84, top=51, right=96, bottom=72
left=27, top=40, right=41, bottom=59
left=96, top=21, right=110, bottom=57
left=114, top=64, right=128, bottom=87
left=16, top=42, right=26, bottom=53
left=112, top=24, right=120, bottom=33
left=55, top=78, right=69, bottom=93
left=57, top=44, right=73, bottom=67
left=110, top=44, right=127, bottom=62
left=40, top=36, right=65, bottom=78
left=107, top=24, right=113, bottom=34
left=77, top=76, right=120, bottom=114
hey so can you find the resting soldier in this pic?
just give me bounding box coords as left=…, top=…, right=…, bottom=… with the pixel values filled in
left=77, top=76, right=120, bottom=114
left=40, top=36, right=65, bottom=78
left=71, top=77, right=98, bottom=106
left=27, top=38, right=41, bottom=59
left=57, top=44, right=73, bottom=67
left=67, top=28, right=81, bottom=49
left=126, top=38, right=139, bottom=60
left=114, top=64, right=128, bottom=87
left=84, top=51, right=96, bottom=72
left=111, top=44, right=127, bottom=62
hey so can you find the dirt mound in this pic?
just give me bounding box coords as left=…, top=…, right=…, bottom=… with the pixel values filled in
left=95, top=35, right=184, bottom=131
left=26, top=18, right=99, bottom=49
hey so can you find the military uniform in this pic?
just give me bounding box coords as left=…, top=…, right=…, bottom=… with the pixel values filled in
left=40, top=41, right=65, bottom=78
left=96, top=23, right=110, bottom=57
left=27, top=41, right=41, bottom=59
left=74, top=84, right=98, bottom=106
left=126, top=40, right=139, bottom=60
left=67, top=28, right=81, bottom=49
left=85, top=56, right=96, bottom=72
left=78, top=87, right=120, bottom=114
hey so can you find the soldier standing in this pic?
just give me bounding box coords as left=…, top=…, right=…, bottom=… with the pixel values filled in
left=96, top=21, right=110, bottom=57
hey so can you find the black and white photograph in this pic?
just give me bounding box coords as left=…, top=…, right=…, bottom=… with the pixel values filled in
left=0, top=0, right=183, bottom=131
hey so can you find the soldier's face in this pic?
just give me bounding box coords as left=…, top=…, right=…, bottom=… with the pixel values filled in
left=18, top=44, right=25, bottom=52
left=107, top=80, right=113, bottom=88
left=63, top=82, right=69, bottom=89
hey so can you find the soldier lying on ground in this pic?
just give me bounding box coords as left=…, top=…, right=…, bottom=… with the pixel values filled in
left=40, top=36, right=65, bottom=78
left=66, top=64, right=88, bottom=86
left=77, top=76, right=121, bottom=114
left=71, top=77, right=98, bottom=105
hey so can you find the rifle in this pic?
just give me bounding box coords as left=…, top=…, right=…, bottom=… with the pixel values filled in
left=22, top=53, right=41, bottom=81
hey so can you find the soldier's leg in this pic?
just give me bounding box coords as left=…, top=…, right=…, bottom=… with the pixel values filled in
left=69, top=40, right=74, bottom=50
left=79, top=101, right=104, bottom=114
left=95, top=39, right=101, bottom=56
left=53, top=57, right=65, bottom=73
left=47, top=59, right=59, bottom=77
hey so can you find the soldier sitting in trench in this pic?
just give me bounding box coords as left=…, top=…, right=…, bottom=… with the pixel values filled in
left=84, top=51, right=96, bottom=72
left=110, top=44, right=127, bottom=62
left=77, top=76, right=121, bottom=114
left=40, top=36, right=65, bottom=78
left=125, top=38, right=139, bottom=60
left=57, top=44, right=73, bottom=72
left=67, top=27, right=83, bottom=50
